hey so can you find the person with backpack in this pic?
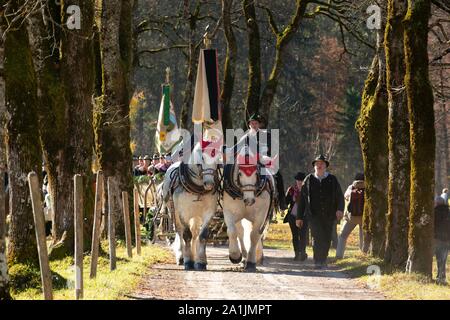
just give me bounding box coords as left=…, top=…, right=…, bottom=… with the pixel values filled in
left=296, top=155, right=345, bottom=269
left=283, top=172, right=308, bottom=261
left=335, top=173, right=365, bottom=259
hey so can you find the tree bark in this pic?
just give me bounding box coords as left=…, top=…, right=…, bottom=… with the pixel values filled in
left=404, top=0, right=435, bottom=277
left=95, top=0, right=134, bottom=237
left=46, top=0, right=96, bottom=258
left=180, top=1, right=200, bottom=130
left=3, top=6, right=41, bottom=266
left=384, top=0, right=410, bottom=269
left=243, top=0, right=262, bottom=125
left=259, top=0, right=308, bottom=124
left=26, top=1, right=96, bottom=258
left=356, top=44, right=389, bottom=258
left=0, top=27, right=11, bottom=300
left=220, top=0, right=237, bottom=130
left=434, top=65, right=448, bottom=195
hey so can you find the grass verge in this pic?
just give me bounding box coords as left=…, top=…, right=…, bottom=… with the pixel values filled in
left=11, top=240, right=172, bottom=300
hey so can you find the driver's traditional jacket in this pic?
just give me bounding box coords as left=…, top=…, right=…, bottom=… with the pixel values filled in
left=228, top=129, right=274, bottom=164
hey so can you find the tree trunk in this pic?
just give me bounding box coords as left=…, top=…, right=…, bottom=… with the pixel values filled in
left=95, top=0, right=134, bottom=237
left=180, top=1, right=200, bottom=131
left=384, top=0, right=410, bottom=269
left=356, top=47, right=389, bottom=258
left=27, top=1, right=69, bottom=258
left=26, top=1, right=96, bottom=258
left=0, top=29, right=11, bottom=300
left=243, top=0, right=262, bottom=125
left=404, top=0, right=435, bottom=277
left=3, top=11, right=41, bottom=266
left=259, top=0, right=307, bottom=124
left=220, top=0, right=237, bottom=130
left=42, top=0, right=96, bottom=258
left=434, top=65, right=448, bottom=195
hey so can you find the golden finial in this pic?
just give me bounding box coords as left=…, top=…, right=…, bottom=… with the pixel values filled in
left=165, top=67, right=171, bottom=84
left=203, top=25, right=211, bottom=49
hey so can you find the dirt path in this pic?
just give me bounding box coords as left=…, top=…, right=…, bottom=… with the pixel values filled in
left=131, top=245, right=385, bottom=300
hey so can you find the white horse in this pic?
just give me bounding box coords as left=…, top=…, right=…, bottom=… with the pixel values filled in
left=162, top=141, right=221, bottom=270
left=223, top=146, right=274, bottom=271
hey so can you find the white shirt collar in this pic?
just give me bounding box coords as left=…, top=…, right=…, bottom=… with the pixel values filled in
left=314, top=171, right=329, bottom=181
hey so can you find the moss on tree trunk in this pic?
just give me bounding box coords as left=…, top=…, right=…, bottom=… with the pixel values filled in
left=384, top=0, right=410, bottom=270
left=25, top=0, right=96, bottom=259
left=94, top=0, right=134, bottom=237
left=243, top=0, right=262, bottom=125
left=43, top=0, right=96, bottom=258
left=356, top=51, right=389, bottom=258
left=404, top=0, right=434, bottom=277
left=3, top=15, right=41, bottom=266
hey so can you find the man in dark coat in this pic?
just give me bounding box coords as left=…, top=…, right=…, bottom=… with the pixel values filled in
left=230, top=113, right=287, bottom=210
left=296, top=155, right=344, bottom=269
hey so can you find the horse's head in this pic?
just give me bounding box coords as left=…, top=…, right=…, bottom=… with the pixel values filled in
left=192, top=139, right=222, bottom=191
left=236, top=146, right=259, bottom=206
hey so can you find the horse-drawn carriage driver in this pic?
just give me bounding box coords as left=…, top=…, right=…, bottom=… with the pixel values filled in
left=227, top=113, right=287, bottom=210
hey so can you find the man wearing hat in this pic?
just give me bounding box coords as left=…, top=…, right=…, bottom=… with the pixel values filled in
left=284, top=172, right=308, bottom=261
left=230, top=112, right=287, bottom=210
left=134, top=155, right=148, bottom=176
left=296, top=155, right=344, bottom=269
left=147, top=153, right=160, bottom=176
left=133, top=156, right=142, bottom=176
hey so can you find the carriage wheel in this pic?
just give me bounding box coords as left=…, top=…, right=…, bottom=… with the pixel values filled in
left=150, top=214, right=158, bottom=244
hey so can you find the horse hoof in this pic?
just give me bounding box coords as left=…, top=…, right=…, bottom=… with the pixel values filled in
left=184, top=261, right=195, bottom=270
left=229, top=254, right=242, bottom=264
left=244, top=262, right=257, bottom=272
left=194, top=262, right=207, bottom=271
left=177, top=257, right=184, bottom=265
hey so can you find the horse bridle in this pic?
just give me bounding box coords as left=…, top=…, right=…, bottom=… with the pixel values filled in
left=236, top=164, right=260, bottom=194
left=199, top=166, right=218, bottom=180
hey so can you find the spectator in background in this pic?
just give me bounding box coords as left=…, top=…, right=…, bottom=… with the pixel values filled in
left=336, top=173, right=365, bottom=259
left=434, top=196, right=450, bottom=285
left=155, top=154, right=166, bottom=172
left=148, top=154, right=160, bottom=176
left=441, top=188, right=449, bottom=204
left=284, top=172, right=308, bottom=261
left=159, top=154, right=172, bottom=173
left=133, top=156, right=145, bottom=176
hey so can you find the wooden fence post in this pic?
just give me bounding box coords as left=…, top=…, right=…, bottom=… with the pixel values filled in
left=90, top=171, right=103, bottom=278
left=108, top=177, right=116, bottom=271
left=133, top=187, right=141, bottom=255
left=28, top=172, right=53, bottom=300
left=74, top=174, right=83, bottom=300
left=122, top=192, right=132, bottom=258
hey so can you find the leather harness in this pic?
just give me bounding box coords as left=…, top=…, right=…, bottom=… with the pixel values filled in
left=167, top=162, right=275, bottom=235
left=169, top=162, right=219, bottom=196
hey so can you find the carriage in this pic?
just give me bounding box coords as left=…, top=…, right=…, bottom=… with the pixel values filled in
left=134, top=173, right=228, bottom=245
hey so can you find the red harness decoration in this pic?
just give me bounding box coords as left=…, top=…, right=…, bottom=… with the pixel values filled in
left=237, top=153, right=258, bottom=177
left=239, top=165, right=257, bottom=177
